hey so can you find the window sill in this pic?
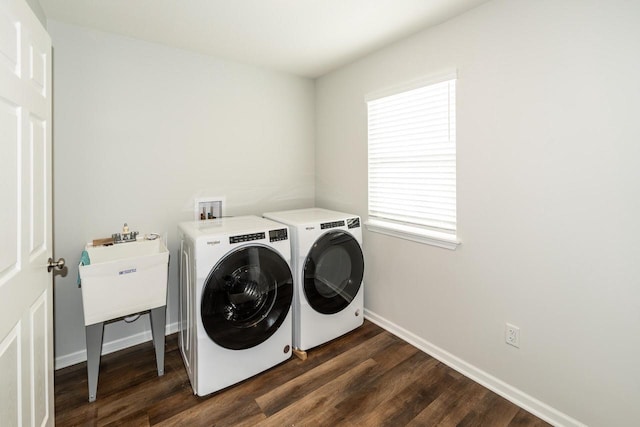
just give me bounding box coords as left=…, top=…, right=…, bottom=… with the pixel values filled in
left=365, top=219, right=461, bottom=250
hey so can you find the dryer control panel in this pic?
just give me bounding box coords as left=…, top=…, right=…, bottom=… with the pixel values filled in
left=321, top=220, right=345, bottom=230
left=347, top=218, right=360, bottom=229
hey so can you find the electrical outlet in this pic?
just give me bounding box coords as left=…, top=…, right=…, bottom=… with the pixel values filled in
left=505, top=323, right=520, bottom=348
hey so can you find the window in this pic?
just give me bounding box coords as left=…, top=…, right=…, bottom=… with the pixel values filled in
left=366, top=73, right=459, bottom=250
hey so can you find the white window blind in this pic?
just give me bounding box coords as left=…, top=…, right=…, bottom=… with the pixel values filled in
left=367, top=76, right=457, bottom=244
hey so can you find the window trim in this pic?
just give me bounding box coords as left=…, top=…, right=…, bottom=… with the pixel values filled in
left=364, top=70, right=457, bottom=103
left=365, top=218, right=460, bottom=250
left=365, top=70, right=460, bottom=250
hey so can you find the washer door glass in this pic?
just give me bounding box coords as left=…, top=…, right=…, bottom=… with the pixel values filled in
left=303, top=230, right=364, bottom=315
left=201, top=245, right=293, bottom=350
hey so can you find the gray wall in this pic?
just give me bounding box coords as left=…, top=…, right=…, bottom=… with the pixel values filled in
left=49, top=20, right=315, bottom=367
left=315, top=0, right=640, bottom=425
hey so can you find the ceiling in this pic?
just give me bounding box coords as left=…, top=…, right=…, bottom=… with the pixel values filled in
left=39, top=0, right=489, bottom=78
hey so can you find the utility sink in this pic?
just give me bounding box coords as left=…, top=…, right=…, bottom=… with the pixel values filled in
left=78, top=237, right=169, bottom=401
left=79, top=238, right=169, bottom=326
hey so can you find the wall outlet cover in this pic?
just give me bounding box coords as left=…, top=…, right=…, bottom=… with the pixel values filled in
left=505, top=323, right=520, bottom=348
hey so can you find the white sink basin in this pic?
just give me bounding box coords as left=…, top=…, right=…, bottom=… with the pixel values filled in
left=79, top=239, right=169, bottom=326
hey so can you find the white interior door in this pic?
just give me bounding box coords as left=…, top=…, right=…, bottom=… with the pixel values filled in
left=0, top=0, right=54, bottom=425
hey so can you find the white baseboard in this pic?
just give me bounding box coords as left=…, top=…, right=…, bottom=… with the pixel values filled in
left=55, top=321, right=179, bottom=370
left=364, top=309, right=586, bottom=427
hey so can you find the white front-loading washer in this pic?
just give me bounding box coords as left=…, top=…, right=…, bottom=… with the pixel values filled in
left=178, top=216, right=293, bottom=396
left=263, top=208, right=364, bottom=352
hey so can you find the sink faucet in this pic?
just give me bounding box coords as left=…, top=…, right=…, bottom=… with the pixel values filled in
left=112, top=223, right=139, bottom=244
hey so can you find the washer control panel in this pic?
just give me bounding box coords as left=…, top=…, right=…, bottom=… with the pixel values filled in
left=269, top=228, right=288, bottom=242
left=229, top=232, right=265, bottom=244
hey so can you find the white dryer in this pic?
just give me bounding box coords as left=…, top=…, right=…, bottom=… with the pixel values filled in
left=178, top=216, right=293, bottom=396
left=263, top=208, right=364, bottom=352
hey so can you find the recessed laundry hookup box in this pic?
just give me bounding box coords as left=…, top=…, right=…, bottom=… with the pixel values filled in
left=79, top=239, right=169, bottom=326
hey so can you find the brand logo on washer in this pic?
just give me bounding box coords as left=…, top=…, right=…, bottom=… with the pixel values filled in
left=305, top=226, right=315, bottom=230
left=206, top=240, right=221, bottom=245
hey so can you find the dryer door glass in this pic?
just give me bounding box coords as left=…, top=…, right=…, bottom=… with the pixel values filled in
left=201, top=245, right=293, bottom=350
left=303, top=230, right=364, bottom=314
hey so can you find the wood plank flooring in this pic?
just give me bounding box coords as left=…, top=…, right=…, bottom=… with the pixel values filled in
left=54, top=321, right=550, bottom=426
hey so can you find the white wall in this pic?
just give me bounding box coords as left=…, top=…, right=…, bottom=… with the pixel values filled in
left=50, top=21, right=315, bottom=367
left=24, top=0, right=45, bottom=27
left=315, top=0, right=640, bottom=425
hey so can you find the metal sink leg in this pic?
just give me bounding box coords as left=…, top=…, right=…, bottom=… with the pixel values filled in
left=85, top=322, right=104, bottom=402
left=150, top=306, right=166, bottom=376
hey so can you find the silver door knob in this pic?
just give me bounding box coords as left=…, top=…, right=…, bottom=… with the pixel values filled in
left=47, top=257, right=65, bottom=272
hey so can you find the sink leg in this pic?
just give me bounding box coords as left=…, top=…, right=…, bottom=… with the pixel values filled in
left=85, top=322, right=104, bottom=402
left=150, top=306, right=166, bottom=376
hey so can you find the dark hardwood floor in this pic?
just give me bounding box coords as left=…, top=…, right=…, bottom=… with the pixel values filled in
left=54, top=321, right=550, bottom=426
